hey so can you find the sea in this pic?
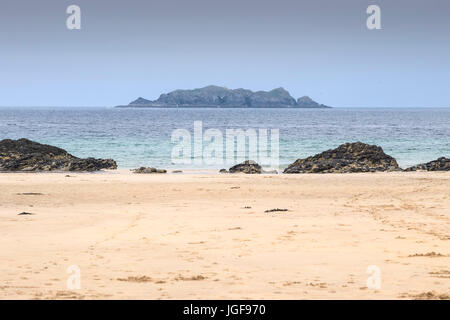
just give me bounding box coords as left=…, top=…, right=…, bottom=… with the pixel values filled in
left=0, top=107, right=449, bottom=170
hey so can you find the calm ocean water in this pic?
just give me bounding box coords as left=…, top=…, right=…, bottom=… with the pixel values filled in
left=0, top=107, right=449, bottom=169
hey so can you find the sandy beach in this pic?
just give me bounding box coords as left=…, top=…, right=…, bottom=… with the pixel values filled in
left=0, top=171, right=449, bottom=300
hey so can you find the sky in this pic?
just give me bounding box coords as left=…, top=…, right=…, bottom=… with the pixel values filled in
left=0, top=0, right=449, bottom=107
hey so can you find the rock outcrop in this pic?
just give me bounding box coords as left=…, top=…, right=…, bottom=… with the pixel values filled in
left=117, top=85, right=331, bottom=108
left=297, top=96, right=330, bottom=108
left=405, top=157, right=450, bottom=171
left=132, top=167, right=167, bottom=174
left=0, top=138, right=117, bottom=172
left=228, top=160, right=262, bottom=174
left=283, top=142, right=399, bottom=173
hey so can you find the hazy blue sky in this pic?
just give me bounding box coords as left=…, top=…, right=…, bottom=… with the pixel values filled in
left=0, top=0, right=449, bottom=107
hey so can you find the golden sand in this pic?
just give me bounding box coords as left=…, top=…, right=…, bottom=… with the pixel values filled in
left=0, top=171, right=449, bottom=299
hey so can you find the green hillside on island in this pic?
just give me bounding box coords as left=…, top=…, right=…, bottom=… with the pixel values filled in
left=117, top=85, right=331, bottom=108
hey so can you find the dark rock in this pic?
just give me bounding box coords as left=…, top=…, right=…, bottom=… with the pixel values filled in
left=118, top=85, right=331, bottom=108
left=132, top=167, right=167, bottom=174
left=265, top=208, right=288, bottom=213
left=0, top=138, right=117, bottom=172
left=229, top=160, right=262, bottom=174
left=17, top=193, right=43, bottom=196
left=66, top=157, right=117, bottom=172
left=405, top=157, right=450, bottom=171
left=172, top=170, right=183, bottom=173
left=219, top=169, right=228, bottom=173
left=283, top=142, right=399, bottom=174
left=18, top=212, right=34, bottom=215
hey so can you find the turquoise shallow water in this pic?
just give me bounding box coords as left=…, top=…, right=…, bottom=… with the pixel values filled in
left=0, top=107, right=449, bottom=169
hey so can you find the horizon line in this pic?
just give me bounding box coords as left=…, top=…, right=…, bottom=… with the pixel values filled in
left=0, top=105, right=449, bottom=109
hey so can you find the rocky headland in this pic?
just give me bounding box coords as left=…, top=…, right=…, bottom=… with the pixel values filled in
left=117, top=85, right=331, bottom=108
left=0, top=138, right=117, bottom=172
left=1, top=139, right=448, bottom=174
left=283, top=142, right=400, bottom=173
left=405, top=157, right=450, bottom=172
left=220, top=143, right=450, bottom=174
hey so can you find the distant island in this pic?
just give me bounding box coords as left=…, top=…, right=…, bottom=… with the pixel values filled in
left=116, top=85, right=331, bottom=108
